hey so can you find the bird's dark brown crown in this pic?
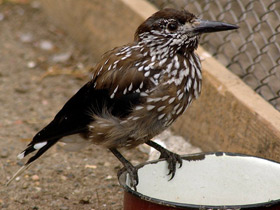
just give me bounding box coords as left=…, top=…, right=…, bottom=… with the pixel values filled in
left=134, top=8, right=196, bottom=40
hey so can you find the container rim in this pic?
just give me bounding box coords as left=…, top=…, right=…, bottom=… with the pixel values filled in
left=118, top=152, right=280, bottom=210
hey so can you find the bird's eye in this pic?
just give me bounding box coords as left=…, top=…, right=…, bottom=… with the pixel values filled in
left=167, top=22, right=178, bottom=31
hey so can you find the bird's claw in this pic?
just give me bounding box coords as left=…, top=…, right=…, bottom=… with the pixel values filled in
left=159, top=151, right=182, bottom=181
left=126, top=164, right=139, bottom=191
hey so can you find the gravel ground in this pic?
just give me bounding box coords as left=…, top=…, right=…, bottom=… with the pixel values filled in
left=0, top=2, right=148, bottom=209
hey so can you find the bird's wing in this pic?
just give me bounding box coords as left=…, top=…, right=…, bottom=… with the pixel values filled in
left=16, top=44, right=157, bottom=166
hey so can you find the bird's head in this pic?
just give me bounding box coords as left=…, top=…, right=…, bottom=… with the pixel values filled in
left=135, top=8, right=238, bottom=56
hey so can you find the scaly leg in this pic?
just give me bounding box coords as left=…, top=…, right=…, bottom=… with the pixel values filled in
left=110, top=148, right=138, bottom=190
left=146, top=140, right=182, bottom=180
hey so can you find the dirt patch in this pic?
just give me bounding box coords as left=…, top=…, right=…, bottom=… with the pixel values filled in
left=0, top=2, right=148, bottom=209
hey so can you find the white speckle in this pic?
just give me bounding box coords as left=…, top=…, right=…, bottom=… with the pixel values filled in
left=89, top=125, right=95, bottom=129
left=138, top=66, right=144, bottom=71
left=97, top=133, right=103, bottom=135
left=171, top=69, right=178, bottom=76
left=113, top=85, right=119, bottom=93
left=104, top=59, right=109, bottom=65
left=17, top=152, right=25, bottom=159
left=188, top=95, right=193, bottom=103
left=176, top=89, right=181, bottom=96
left=108, top=64, right=112, bottom=71
left=34, top=142, right=47, bottom=150
left=128, top=83, right=133, bottom=91
left=168, top=97, right=176, bottom=104
left=191, top=66, right=195, bottom=78
left=187, top=78, right=192, bottom=90
left=123, top=88, right=127, bottom=95
left=132, top=117, right=140, bottom=121
left=174, top=104, right=180, bottom=111
left=158, top=113, right=166, bottom=120
left=136, top=88, right=141, bottom=93
left=183, top=59, right=188, bottom=68
left=176, top=106, right=184, bottom=115
left=144, top=71, right=150, bottom=77
left=166, top=119, right=174, bottom=126
left=110, top=93, right=115, bottom=99
left=159, top=58, right=167, bottom=66
left=194, top=79, right=198, bottom=90
left=194, top=90, right=199, bottom=98
left=120, top=120, right=128, bottom=125
left=100, top=123, right=110, bottom=127
left=144, top=66, right=150, bottom=71
left=140, top=81, right=144, bottom=89
left=140, top=92, right=148, bottom=97
left=162, top=95, right=169, bottom=101
left=135, top=106, right=144, bottom=110
left=178, top=92, right=184, bottom=100
left=147, top=98, right=154, bottom=103
left=154, top=73, right=160, bottom=79
left=174, top=55, right=180, bottom=69
left=135, top=62, right=140, bottom=67
left=166, top=63, right=172, bottom=73
left=153, top=98, right=161, bottom=102
left=197, top=68, right=202, bottom=79
left=151, top=55, right=156, bottom=62
left=198, top=81, right=202, bottom=92
left=157, top=106, right=166, bottom=112
left=147, top=105, right=155, bottom=111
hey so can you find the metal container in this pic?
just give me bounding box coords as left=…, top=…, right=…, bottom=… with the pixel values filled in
left=118, top=152, right=280, bottom=210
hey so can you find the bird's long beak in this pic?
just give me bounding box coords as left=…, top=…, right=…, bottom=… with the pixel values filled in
left=193, top=19, right=238, bottom=34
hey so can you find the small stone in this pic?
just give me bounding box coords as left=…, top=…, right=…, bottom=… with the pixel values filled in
left=27, top=61, right=36, bottom=68
left=105, top=175, right=112, bottom=180
left=19, top=33, right=33, bottom=43
left=77, top=62, right=84, bottom=69
left=34, top=187, right=41, bottom=192
left=22, top=183, right=28, bottom=189
left=31, top=175, right=39, bottom=181
left=85, top=164, right=97, bottom=169
left=0, top=149, right=9, bottom=158
left=79, top=197, right=90, bottom=204
left=51, top=52, right=72, bottom=63
left=104, top=162, right=110, bottom=167
left=15, top=177, right=21, bottom=182
left=39, top=40, right=54, bottom=51
left=59, top=206, right=69, bottom=210
left=0, top=13, right=4, bottom=21
left=60, top=175, right=67, bottom=181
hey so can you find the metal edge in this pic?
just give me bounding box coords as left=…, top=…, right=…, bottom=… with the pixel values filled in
left=118, top=152, right=280, bottom=210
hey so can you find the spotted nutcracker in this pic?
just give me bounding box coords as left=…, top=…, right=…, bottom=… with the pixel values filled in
left=7, top=8, right=238, bottom=188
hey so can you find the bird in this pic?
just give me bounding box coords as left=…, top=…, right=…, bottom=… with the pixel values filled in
left=7, top=8, right=238, bottom=188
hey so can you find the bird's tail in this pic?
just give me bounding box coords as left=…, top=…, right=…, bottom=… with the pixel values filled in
left=6, top=138, right=59, bottom=186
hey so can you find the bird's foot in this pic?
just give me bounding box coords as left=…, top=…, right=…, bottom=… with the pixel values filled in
left=110, top=148, right=139, bottom=191
left=159, top=149, right=182, bottom=180
left=124, top=162, right=139, bottom=191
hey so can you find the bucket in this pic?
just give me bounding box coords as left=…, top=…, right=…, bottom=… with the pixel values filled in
left=118, top=152, right=280, bottom=210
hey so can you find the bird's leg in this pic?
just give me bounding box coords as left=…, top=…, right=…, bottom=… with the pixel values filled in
left=146, top=140, right=182, bottom=180
left=109, top=148, right=138, bottom=190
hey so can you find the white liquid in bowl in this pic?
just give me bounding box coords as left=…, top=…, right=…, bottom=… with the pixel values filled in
left=128, top=154, right=280, bottom=206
